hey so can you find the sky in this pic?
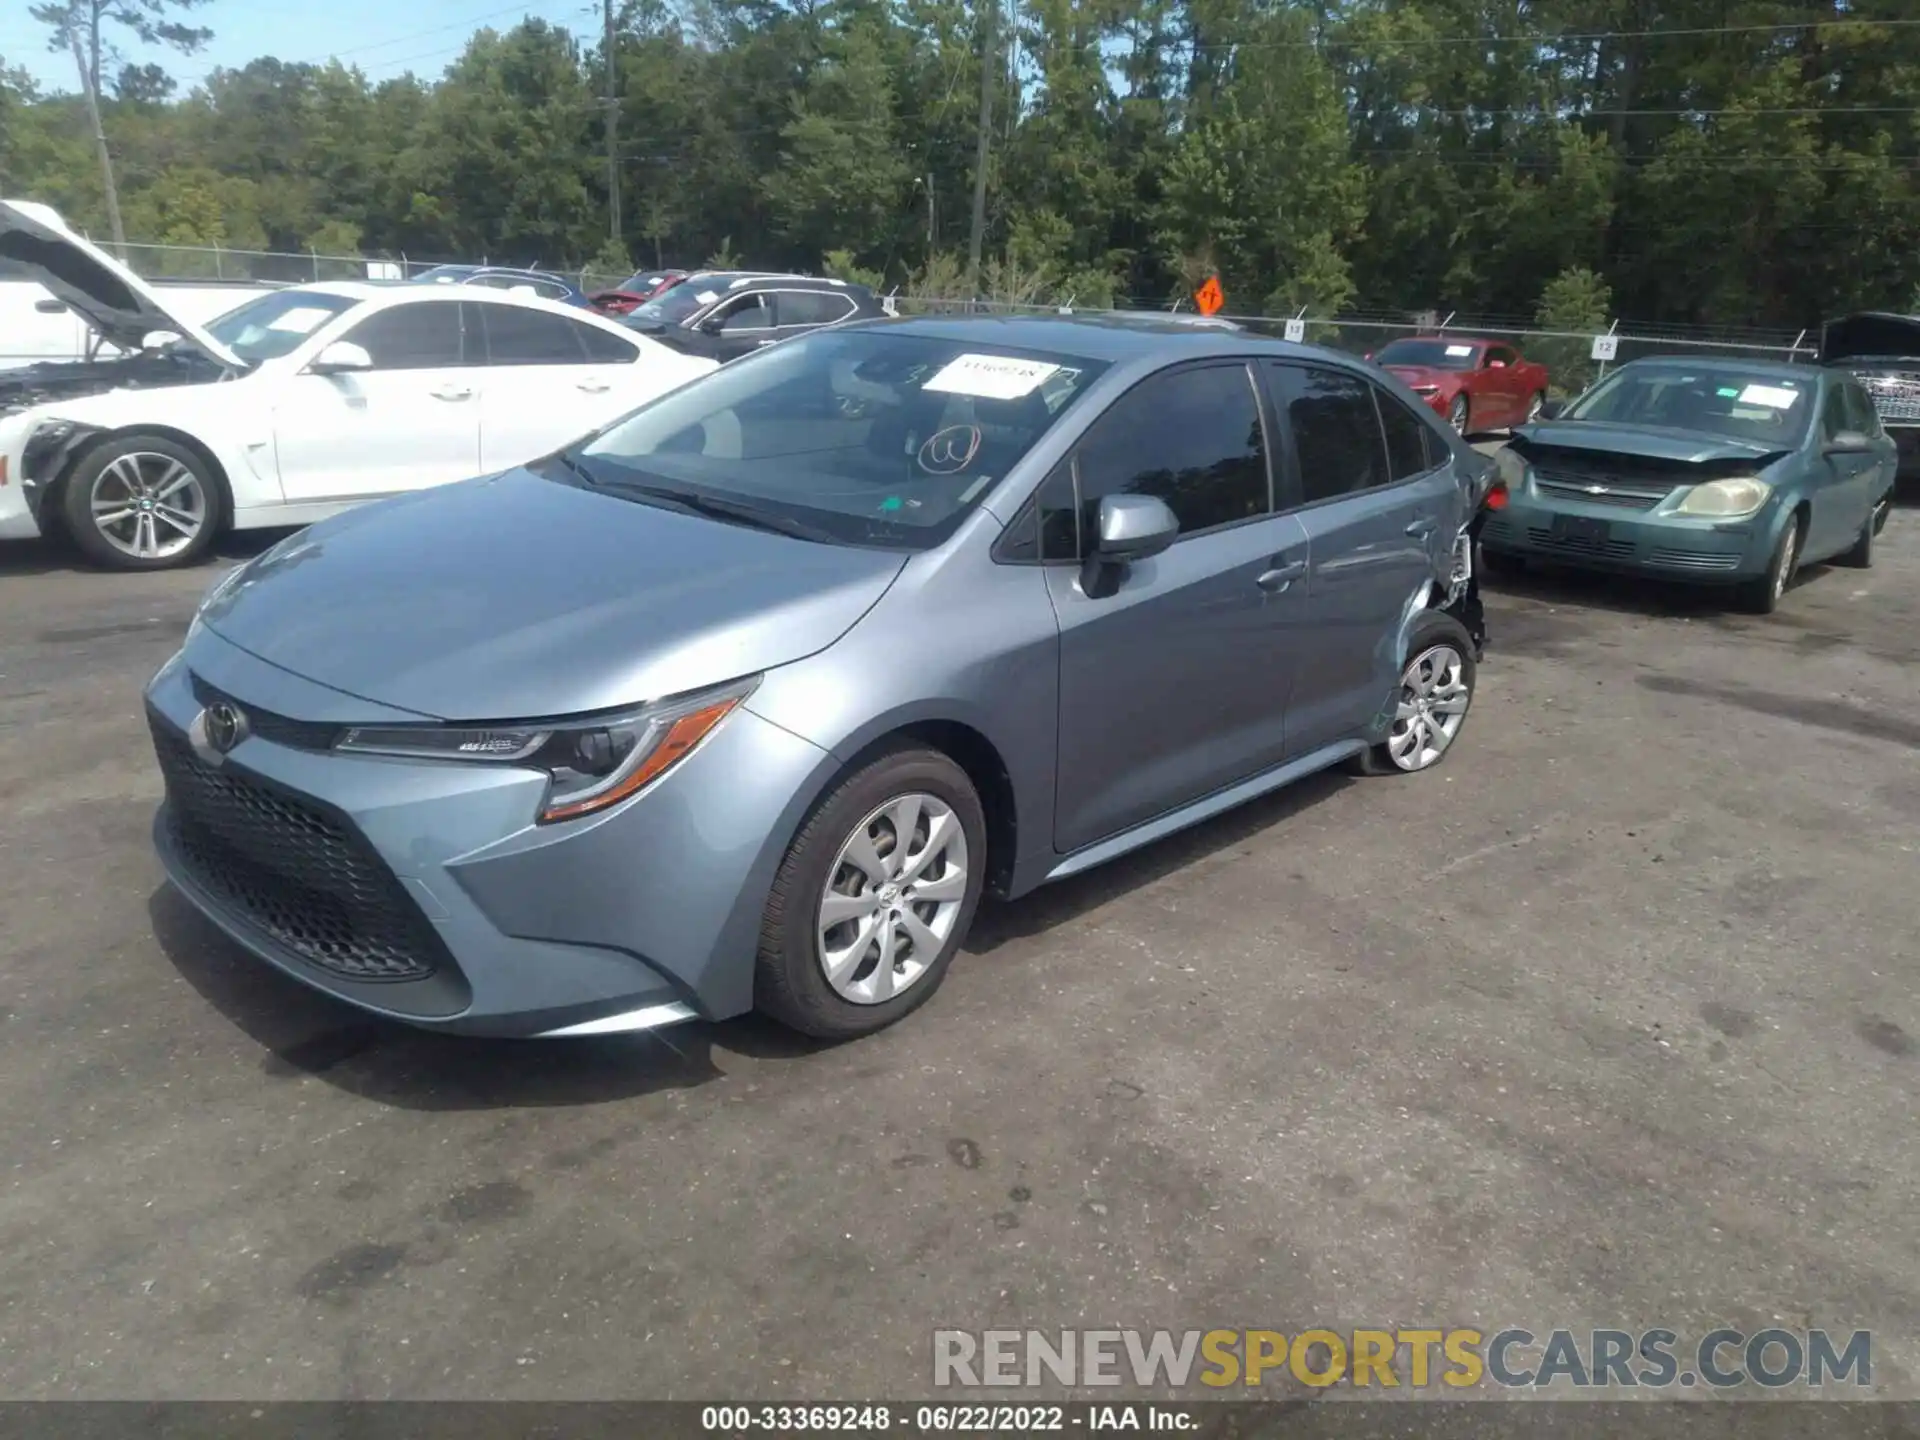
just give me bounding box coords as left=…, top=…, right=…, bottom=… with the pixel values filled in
left=2, top=0, right=600, bottom=94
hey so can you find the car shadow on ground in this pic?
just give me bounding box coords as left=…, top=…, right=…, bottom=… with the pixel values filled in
left=149, top=764, right=1357, bottom=1110
left=1479, top=558, right=1856, bottom=623
left=0, top=529, right=294, bottom=578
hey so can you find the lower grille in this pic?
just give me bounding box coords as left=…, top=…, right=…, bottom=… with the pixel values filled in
left=1649, top=548, right=1741, bottom=571
left=1526, top=527, right=1638, bottom=561
left=1859, top=373, right=1920, bottom=425
left=151, top=716, right=446, bottom=983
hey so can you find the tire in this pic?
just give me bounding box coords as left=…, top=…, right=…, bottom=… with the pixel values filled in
left=755, top=746, right=987, bottom=1040
left=60, top=434, right=225, bottom=571
left=1347, top=611, right=1478, bottom=777
left=1835, top=498, right=1889, bottom=568
left=1736, top=514, right=1802, bottom=614
left=1449, top=395, right=1471, bottom=436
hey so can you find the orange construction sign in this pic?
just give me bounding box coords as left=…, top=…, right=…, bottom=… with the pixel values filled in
left=1194, top=275, right=1225, bottom=316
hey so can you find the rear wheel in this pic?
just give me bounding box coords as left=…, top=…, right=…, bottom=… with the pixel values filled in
left=1348, top=611, right=1477, bottom=777
left=60, top=435, right=224, bottom=571
left=1736, top=515, right=1801, bottom=614
left=755, top=747, right=987, bottom=1040
left=1834, top=498, right=1889, bottom=568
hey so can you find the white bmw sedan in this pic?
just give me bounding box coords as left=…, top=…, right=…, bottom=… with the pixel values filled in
left=0, top=200, right=716, bottom=570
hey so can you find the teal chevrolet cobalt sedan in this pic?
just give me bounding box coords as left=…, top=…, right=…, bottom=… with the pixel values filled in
left=1479, top=357, right=1897, bottom=613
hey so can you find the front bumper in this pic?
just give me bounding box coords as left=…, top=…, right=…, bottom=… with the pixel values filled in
left=1478, top=487, right=1776, bottom=583
left=144, top=627, right=832, bottom=1036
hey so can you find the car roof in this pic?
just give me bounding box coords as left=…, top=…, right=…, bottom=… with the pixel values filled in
left=290, top=279, right=637, bottom=330
left=871, top=313, right=1328, bottom=363
left=684, top=271, right=869, bottom=294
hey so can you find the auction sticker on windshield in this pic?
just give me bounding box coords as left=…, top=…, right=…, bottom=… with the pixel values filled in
left=1738, top=384, right=1801, bottom=408
left=1445, top=344, right=1474, bottom=357
left=924, top=353, right=1062, bottom=400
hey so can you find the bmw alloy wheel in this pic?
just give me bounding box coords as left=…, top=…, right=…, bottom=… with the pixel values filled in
left=817, top=793, right=969, bottom=1004
left=89, top=452, right=207, bottom=561
left=1388, top=644, right=1471, bottom=771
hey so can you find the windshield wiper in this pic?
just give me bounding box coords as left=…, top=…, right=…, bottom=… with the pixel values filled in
left=597, top=479, right=838, bottom=543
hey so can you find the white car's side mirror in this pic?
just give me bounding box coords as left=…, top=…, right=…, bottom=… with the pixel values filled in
left=142, top=329, right=180, bottom=349
left=309, top=341, right=374, bottom=375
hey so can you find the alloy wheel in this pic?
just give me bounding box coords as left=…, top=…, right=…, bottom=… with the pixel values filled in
left=1526, top=392, right=1544, bottom=423
left=816, top=792, right=969, bottom=1005
left=1450, top=397, right=1470, bottom=435
left=1773, top=524, right=1799, bottom=600
left=89, top=452, right=207, bottom=561
left=1387, top=644, right=1471, bottom=771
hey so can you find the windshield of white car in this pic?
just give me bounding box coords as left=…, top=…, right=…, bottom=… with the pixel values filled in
left=1376, top=339, right=1480, bottom=371
left=569, top=330, right=1108, bottom=550
left=1563, top=366, right=1815, bottom=446
left=204, top=291, right=358, bottom=364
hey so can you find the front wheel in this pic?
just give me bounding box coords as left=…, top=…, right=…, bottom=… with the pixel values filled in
left=1348, top=611, right=1477, bottom=776
left=755, top=747, right=987, bottom=1039
left=1449, top=395, right=1471, bottom=436
left=1524, top=391, right=1546, bottom=425
left=1736, top=515, right=1801, bottom=614
left=60, top=435, right=224, bottom=571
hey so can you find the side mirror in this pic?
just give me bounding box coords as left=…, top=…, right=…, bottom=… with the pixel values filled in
left=1538, top=397, right=1565, bottom=420
left=141, top=329, right=180, bottom=349
left=1824, top=429, right=1873, bottom=455
left=1081, top=493, right=1178, bottom=598
left=699, top=314, right=728, bottom=335
left=309, top=340, right=373, bottom=375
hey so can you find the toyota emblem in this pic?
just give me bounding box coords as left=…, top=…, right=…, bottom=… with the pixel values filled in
left=190, top=701, right=249, bottom=764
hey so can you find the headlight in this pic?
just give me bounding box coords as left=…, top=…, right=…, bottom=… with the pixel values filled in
left=335, top=675, right=759, bottom=824
left=1674, top=477, right=1771, bottom=518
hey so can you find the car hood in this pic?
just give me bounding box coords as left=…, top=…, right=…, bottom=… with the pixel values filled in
left=1820, top=312, right=1920, bottom=365
left=200, top=467, right=909, bottom=721
left=1382, top=365, right=1461, bottom=389
left=1510, top=420, right=1789, bottom=465
left=0, top=199, right=242, bottom=368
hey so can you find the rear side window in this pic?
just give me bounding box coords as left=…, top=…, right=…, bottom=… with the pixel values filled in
left=778, top=291, right=857, bottom=326
left=1268, top=364, right=1388, bottom=503
left=1375, top=388, right=1436, bottom=481
left=338, top=300, right=466, bottom=370
left=1070, top=363, right=1271, bottom=546
left=576, top=321, right=639, bottom=364
left=477, top=303, right=591, bottom=364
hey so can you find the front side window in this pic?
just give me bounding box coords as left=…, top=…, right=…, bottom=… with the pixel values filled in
left=1842, top=381, right=1882, bottom=436
left=1564, top=365, right=1814, bottom=446
left=630, top=284, right=713, bottom=327
left=337, top=300, right=465, bottom=370
left=1069, top=363, right=1270, bottom=545
left=715, top=295, right=773, bottom=333
left=574, top=330, right=1108, bottom=550
left=1269, top=364, right=1389, bottom=503
left=206, top=290, right=359, bottom=365
left=1821, top=384, right=1850, bottom=441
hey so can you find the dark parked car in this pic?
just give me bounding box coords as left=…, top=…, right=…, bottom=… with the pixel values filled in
left=1820, top=312, right=1920, bottom=479
left=145, top=316, right=1487, bottom=1042
left=623, top=272, right=889, bottom=362
left=1479, top=356, right=1896, bottom=612
left=1372, top=336, right=1552, bottom=435
left=413, top=264, right=591, bottom=309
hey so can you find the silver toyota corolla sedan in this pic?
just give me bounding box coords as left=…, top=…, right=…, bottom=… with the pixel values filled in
left=146, top=316, right=1485, bottom=1041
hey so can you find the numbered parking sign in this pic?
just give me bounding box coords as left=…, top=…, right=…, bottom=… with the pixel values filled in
left=1590, top=334, right=1619, bottom=362
left=1283, top=318, right=1306, bottom=343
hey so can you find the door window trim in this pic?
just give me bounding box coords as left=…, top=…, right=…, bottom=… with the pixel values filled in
left=1261, top=360, right=1445, bottom=517
left=993, top=358, right=1278, bottom=565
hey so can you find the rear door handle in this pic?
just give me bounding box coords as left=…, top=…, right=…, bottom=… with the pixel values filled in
left=1257, top=560, right=1308, bottom=592
left=576, top=379, right=612, bottom=393
left=430, top=385, right=473, bottom=401
left=1406, top=517, right=1438, bottom=538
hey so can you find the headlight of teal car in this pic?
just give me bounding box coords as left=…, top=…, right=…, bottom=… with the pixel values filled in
left=1674, top=477, right=1771, bottom=518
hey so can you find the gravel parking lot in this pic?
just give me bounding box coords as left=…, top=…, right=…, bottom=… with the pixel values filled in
left=2, top=490, right=1918, bottom=1403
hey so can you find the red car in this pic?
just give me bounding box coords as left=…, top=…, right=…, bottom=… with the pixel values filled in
left=1370, top=336, right=1550, bottom=436
left=588, top=269, right=689, bottom=317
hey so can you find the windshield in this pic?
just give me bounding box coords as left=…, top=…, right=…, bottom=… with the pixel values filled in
left=1564, top=365, right=1814, bottom=445
left=573, top=329, right=1108, bottom=550
left=630, top=283, right=713, bottom=326
left=1376, top=339, right=1481, bottom=370
left=205, top=290, right=357, bottom=364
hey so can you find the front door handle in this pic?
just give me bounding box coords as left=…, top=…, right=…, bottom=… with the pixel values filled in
left=1406, top=517, right=1438, bottom=538
left=430, top=384, right=473, bottom=401
left=1257, top=560, right=1308, bottom=593
left=576, top=379, right=612, bottom=393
